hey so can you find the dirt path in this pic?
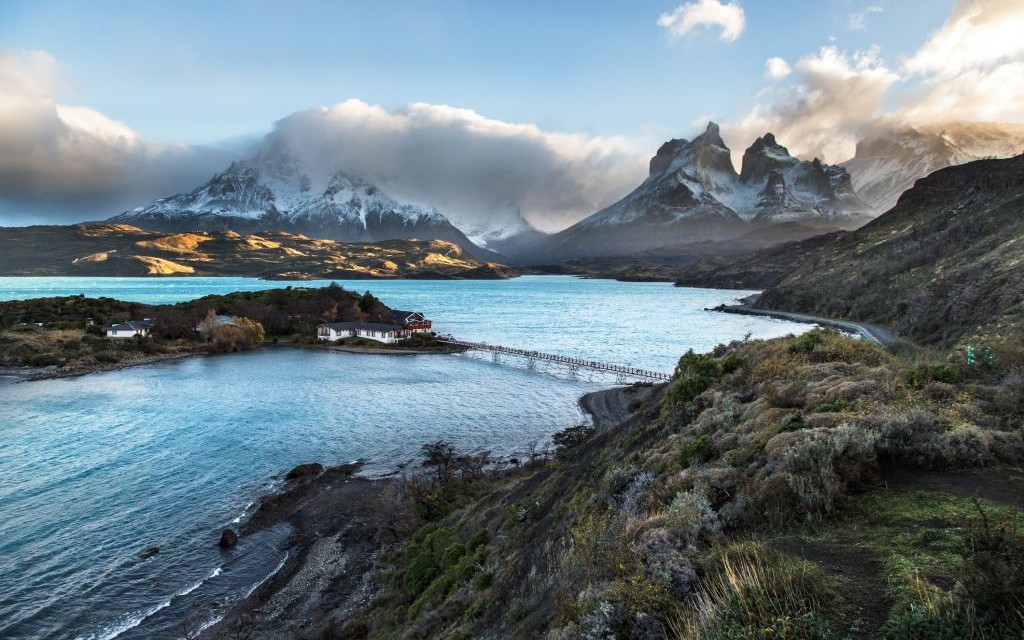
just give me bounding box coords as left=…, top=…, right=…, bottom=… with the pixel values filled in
left=774, top=539, right=893, bottom=639
left=712, top=304, right=901, bottom=347
left=578, top=386, right=654, bottom=431
left=880, top=465, right=1024, bottom=509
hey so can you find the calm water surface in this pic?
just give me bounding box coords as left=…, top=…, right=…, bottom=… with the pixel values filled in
left=0, top=276, right=813, bottom=638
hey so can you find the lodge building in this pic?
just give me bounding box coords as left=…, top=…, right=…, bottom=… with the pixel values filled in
left=317, top=310, right=432, bottom=344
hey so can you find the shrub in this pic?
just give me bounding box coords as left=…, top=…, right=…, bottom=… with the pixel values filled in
left=28, top=353, right=61, bottom=367
left=790, top=331, right=824, bottom=354
left=94, top=351, right=121, bottom=364
left=666, top=490, right=720, bottom=543
left=664, top=351, right=723, bottom=413
left=552, top=425, right=595, bottom=455
left=678, top=435, right=712, bottom=467
left=672, top=544, right=841, bottom=639
left=906, top=363, right=961, bottom=388
left=778, top=424, right=880, bottom=519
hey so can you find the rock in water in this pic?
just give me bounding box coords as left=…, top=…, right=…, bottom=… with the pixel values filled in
left=219, top=528, right=239, bottom=548
left=139, top=546, right=160, bottom=560
left=285, top=462, right=324, bottom=481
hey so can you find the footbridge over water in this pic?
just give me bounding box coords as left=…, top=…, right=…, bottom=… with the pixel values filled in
left=437, top=337, right=674, bottom=383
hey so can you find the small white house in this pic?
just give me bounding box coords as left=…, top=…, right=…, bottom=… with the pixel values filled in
left=317, top=322, right=408, bottom=344
left=107, top=320, right=153, bottom=339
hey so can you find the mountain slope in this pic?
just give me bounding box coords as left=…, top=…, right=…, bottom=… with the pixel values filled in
left=676, top=154, right=1024, bottom=346
left=843, top=122, right=1024, bottom=213
left=0, top=224, right=510, bottom=279
left=530, top=123, right=873, bottom=261
left=107, top=149, right=496, bottom=260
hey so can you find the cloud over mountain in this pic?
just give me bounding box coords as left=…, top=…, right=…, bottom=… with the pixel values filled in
left=258, top=99, right=644, bottom=233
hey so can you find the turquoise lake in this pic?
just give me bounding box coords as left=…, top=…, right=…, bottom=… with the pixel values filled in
left=0, top=276, right=814, bottom=639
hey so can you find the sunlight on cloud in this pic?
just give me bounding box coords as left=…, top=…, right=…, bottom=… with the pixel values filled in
left=764, top=57, right=792, bottom=80
left=899, top=0, right=1024, bottom=124
left=728, top=0, right=1024, bottom=164
left=658, top=0, right=746, bottom=43
left=728, top=46, right=898, bottom=163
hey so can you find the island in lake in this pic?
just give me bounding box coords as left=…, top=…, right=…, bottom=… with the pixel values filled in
left=0, top=284, right=459, bottom=380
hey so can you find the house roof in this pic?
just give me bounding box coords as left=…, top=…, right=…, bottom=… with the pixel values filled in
left=109, top=320, right=153, bottom=332
left=390, top=310, right=425, bottom=323
left=322, top=322, right=405, bottom=332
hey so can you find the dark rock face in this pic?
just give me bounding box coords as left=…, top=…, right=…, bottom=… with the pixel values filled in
left=285, top=462, right=324, bottom=481
left=219, top=529, right=239, bottom=548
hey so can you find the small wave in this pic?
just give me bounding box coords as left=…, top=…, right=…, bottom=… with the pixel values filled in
left=229, top=501, right=254, bottom=525
left=243, top=551, right=288, bottom=599
left=87, top=598, right=171, bottom=640
left=176, top=566, right=223, bottom=597
left=193, top=613, right=224, bottom=636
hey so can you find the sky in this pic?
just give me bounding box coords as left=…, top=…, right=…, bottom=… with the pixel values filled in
left=1, top=0, right=1021, bottom=230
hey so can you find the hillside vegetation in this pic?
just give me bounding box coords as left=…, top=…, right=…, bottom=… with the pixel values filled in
left=0, top=284, right=392, bottom=375
left=0, top=224, right=511, bottom=279
left=675, top=155, right=1024, bottom=348
left=302, top=330, right=1023, bottom=639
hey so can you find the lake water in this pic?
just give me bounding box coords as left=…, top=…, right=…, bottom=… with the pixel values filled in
left=0, top=276, right=813, bottom=639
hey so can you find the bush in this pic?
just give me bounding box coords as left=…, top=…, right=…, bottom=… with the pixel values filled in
left=28, top=353, right=61, bottom=367
left=94, top=351, right=121, bottom=364
left=666, top=490, right=720, bottom=543
left=552, top=425, right=595, bottom=455
left=673, top=544, right=842, bottom=639
left=777, top=424, right=879, bottom=519
left=678, top=435, right=712, bottom=467
left=906, top=363, right=961, bottom=388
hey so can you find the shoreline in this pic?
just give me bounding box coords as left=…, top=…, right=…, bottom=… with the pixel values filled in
left=205, top=385, right=644, bottom=636
left=709, top=303, right=901, bottom=347
left=13, top=341, right=466, bottom=383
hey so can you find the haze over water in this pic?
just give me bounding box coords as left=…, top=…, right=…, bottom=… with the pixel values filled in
left=0, top=276, right=812, bottom=639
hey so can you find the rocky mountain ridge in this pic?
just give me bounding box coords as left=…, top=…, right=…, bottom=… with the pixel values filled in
left=106, top=148, right=494, bottom=260
left=677, top=154, right=1024, bottom=346
left=529, top=123, right=874, bottom=261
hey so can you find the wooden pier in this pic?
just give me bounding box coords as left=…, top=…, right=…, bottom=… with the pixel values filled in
left=437, top=337, right=673, bottom=382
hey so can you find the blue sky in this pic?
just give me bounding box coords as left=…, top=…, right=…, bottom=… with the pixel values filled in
left=0, top=0, right=951, bottom=145
left=1, top=0, right=1021, bottom=228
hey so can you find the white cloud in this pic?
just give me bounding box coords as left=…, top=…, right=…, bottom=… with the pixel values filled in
left=728, top=0, right=1024, bottom=163
left=262, top=99, right=645, bottom=233
left=849, top=4, right=884, bottom=30
left=764, top=57, right=792, bottom=80
left=899, top=0, right=1024, bottom=124
left=727, top=46, right=898, bottom=162
left=658, top=0, right=746, bottom=43
left=0, top=48, right=230, bottom=224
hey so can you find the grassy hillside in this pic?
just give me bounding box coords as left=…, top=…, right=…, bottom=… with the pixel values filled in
left=0, top=224, right=511, bottom=279
left=310, top=330, right=1023, bottom=639
left=675, top=155, right=1024, bottom=347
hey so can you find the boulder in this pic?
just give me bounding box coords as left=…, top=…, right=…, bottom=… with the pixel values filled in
left=139, top=546, right=160, bottom=560
left=219, top=528, right=239, bottom=548
left=285, top=462, right=323, bottom=481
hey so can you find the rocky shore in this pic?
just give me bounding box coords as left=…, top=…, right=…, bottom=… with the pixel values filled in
left=17, top=350, right=204, bottom=382
left=205, top=385, right=643, bottom=637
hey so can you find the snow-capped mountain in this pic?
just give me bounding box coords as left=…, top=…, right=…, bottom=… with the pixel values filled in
left=108, top=146, right=488, bottom=257
left=843, top=122, right=1024, bottom=213
left=462, top=208, right=549, bottom=258
left=530, top=123, right=873, bottom=260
